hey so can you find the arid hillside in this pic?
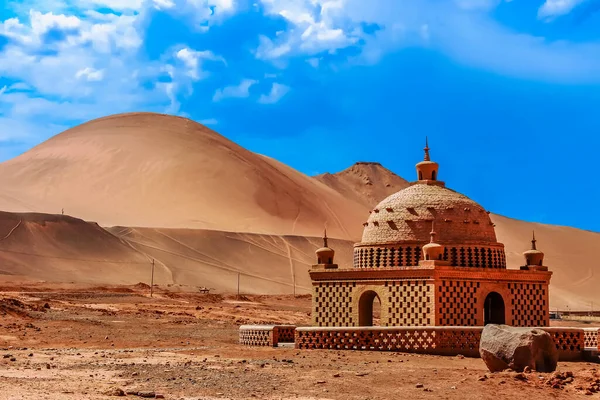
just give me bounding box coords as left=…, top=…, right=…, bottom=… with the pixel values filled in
left=0, top=210, right=354, bottom=294
left=0, top=211, right=162, bottom=284
left=0, top=112, right=364, bottom=240
left=314, top=162, right=410, bottom=208
left=0, top=112, right=597, bottom=310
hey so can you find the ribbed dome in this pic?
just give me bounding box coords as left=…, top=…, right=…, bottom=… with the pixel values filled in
left=360, top=182, right=497, bottom=245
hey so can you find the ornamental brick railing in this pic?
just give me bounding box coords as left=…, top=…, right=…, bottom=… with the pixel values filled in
left=294, top=326, right=482, bottom=357
left=239, top=324, right=592, bottom=360
left=583, top=328, right=600, bottom=350
left=238, top=325, right=296, bottom=347
left=293, top=326, right=587, bottom=360
left=543, top=327, right=586, bottom=361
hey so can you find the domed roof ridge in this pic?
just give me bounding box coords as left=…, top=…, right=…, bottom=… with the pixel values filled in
left=362, top=174, right=497, bottom=245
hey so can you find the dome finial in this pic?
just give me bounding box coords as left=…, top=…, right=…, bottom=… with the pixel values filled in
left=416, top=137, right=439, bottom=182
left=531, top=230, right=537, bottom=250
left=323, top=228, right=328, bottom=248
left=429, top=220, right=436, bottom=243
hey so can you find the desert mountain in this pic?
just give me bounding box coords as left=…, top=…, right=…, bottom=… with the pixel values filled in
left=0, top=112, right=598, bottom=310
left=0, top=113, right=365, bottom=240
left=0, top=211, right=164, bottom=284
left=314, top=162, right=410, bottom=208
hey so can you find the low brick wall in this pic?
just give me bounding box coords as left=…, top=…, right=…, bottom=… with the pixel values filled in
left=239, top=324, right=592, bottom=361
left=294, top=326, right=587, bottom=361
left=239, top=325, right=296, bottom=347
left=543, top=328, right=586, bottom=361
left=295, top=326, right=482, bottom=357
left=584, top=328, right=600, bottom=350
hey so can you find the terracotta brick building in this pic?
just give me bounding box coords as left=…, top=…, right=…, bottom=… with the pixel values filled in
left=310, top=140, right=552, bottom=328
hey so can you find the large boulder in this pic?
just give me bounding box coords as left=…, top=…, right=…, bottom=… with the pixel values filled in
left=479, top=324, right=558, bottom=373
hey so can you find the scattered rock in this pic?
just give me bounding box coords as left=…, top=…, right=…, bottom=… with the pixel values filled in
left=416, top=383, right=424, bottom=388
left=136, top=391, right=155, bottom=398
left=479, top=324, right=558, bottom=373
left=356, top=372, right=369, bottom=377
left=333, top=373, right=340, bottom=378
left=514, top=373, right=527, bottom=381
left=316, top=380, right=326, bottom=384
left=105, top=388, right=125, bottom=396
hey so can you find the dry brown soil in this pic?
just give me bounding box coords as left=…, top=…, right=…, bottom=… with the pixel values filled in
left=0, top=282, right=599, bottom=400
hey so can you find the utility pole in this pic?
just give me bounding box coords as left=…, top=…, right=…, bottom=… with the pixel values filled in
left=237, top=272, right=240, bottom=299
left=150, top=259, right=155, bottom=298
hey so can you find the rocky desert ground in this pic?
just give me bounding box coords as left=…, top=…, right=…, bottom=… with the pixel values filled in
left=1, top=281, right=599, bottom=400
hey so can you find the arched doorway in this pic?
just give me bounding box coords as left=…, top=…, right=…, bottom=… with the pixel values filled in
left=359, top=290, right=381, bottom=326
left=484, top=292, right=505, bottom=325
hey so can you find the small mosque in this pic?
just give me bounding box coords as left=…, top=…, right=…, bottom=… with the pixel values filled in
left=310, top=140, right=552, bottom=328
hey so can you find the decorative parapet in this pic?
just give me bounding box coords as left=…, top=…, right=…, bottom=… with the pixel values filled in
left=583, top=328, right=600, bottom=350
left=294, top=326, right=587, bottom=361
left=543, top=327, right=585, bottom=361
left=295, top=326, right=482, bottom=357
left=239, top=324, right=591, bottom=361
left=239, top=325, right=296, bottom=347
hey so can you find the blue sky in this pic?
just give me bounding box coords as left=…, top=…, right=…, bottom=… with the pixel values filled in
left=0, top=0, right=599, bottom=232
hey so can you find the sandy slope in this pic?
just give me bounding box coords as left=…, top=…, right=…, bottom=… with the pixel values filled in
left=0, top=210, right=354, bottom=294
left=314, top=162, right=410, bottom=208
left=107, top=226, right=354, bottom=295
left=0, top=112, right=364, bottom=240
left=0, top=112, right=597, bottom=310
left=0, top=211, right=165, bottom=284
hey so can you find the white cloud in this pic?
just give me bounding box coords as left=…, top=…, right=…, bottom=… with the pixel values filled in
left=257, top=0, right=360, bottom=59
left=538, top=0, right=587, bottom=20
left=258, top=82, right=290, bottom=104
left=0, top=86, right=6, bottom=96
left=79, top=0, right=144, bottom=10
left=152, top=0, right=176, bottom=9
left=200, top=118, right=218, bottom=125
left=75, top=67, right=105, bottom=81
left=213, top=79, right=257, bottom=102
left=175, top=47, right=225, bottom=80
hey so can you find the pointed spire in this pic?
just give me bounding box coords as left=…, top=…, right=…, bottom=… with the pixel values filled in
left=323, top=228, right=328, bottom=248
left=424, top=136, right=430, bottom=161
left=429, top=220, right=436, bottom=243
left=531, top=230, right=537, bottom=250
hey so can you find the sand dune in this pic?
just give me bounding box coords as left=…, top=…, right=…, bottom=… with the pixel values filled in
left=0, top=211, right=164, bottom=284
left=0, top=113, right=364, bottom=240
left=314, top=162, right=410, bottom=208
left=108, top=226, right=354, bottom=295
left=0, top=112, right=597, bottom=310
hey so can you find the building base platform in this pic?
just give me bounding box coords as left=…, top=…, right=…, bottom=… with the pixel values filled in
left=239, top=325, right=600, bottom=362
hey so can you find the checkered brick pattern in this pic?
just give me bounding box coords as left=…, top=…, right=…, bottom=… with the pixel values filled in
left=313, top=282, right=355, bottom=326
left=385, top=281, right=433, bottom=326
left=239, top=328, right=273, bottom=347
left=545, top=329, right=584, bottom=360
left=276, top=326, right=296, bottom=343
left=353, top=245, right=506, bottom=268
left=294, top=327, right=585, bottom=360
left=583, top=328, right=599, bottom=350
left=509, top=283, right=547, bottom=327
left=294, top=327, right=480, bottom=357
left=437, top=280, right=479, bottom=326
